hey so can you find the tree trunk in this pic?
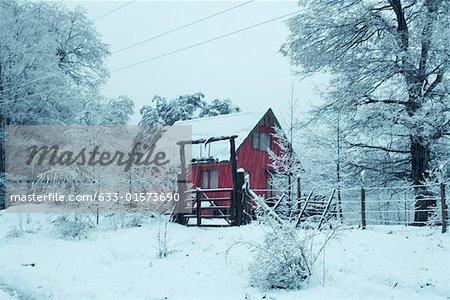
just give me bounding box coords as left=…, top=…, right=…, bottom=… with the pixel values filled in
left=0, top=64, right=4, bottom=210
left=0, top=123, right=5, bottom=210
left=411, top=135, right=434, bottom=224
left=336, top=110, right=343, bottom=220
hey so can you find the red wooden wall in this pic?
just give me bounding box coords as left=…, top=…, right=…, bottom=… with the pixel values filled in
left=189, top=111, right=282, bottom=201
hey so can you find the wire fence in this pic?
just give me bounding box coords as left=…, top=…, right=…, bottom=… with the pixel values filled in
left=340, top=183, right=447, bottom=227
left=259, top=182, right=449, bottom=232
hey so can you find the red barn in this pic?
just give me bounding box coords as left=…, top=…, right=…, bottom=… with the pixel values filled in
left=175, top=108, right=284, bottom=202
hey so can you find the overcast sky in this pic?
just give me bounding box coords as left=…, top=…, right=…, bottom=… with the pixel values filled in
left=66, top=1, right=327, bottom=125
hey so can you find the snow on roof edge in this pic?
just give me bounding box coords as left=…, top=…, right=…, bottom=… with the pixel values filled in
left=173, top=109, right=271, bottom=161
left=174, top=109, right=270, bottom=126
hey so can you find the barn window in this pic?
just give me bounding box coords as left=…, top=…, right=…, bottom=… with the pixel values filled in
left=202, top=169, right=219, bottom=189
left=252, top=132, right=271, bottom=151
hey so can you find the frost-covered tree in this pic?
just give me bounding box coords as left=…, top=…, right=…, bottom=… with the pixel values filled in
left=0, top=1, right=117, bottom=209
left=80, top=95, right=134, bottom=125
left=268, top=86, right=302, bottom=213
left=296, top=107, right=355, bottom=220
left=0, top=1, right=109, bottom=125
left=199, top=99, right=240, bottom=117
left=282, top=0, right=450, bottom=222
left=139, top=93, right=240, bottom=125
left=268, top=126, right=302, bottom=215
left=139, top=93, right=205, bottom=125
left=101, top=96, right=134, bottom=125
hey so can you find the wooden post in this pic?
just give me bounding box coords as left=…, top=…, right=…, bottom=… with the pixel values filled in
left=361, top=186, right=366, bottom=230
left=243, top=194, right=252, bottom=224
left=234, top=170, right=245, bottom=226
left=243, top=195, right=252, bottom=224
left=297, top=175, right=301, bottom=211
left=230, top=137, right=240, bottom=226
left=317, top=188, right=336, bottom=230
left=360, top=171, right=366, bottom=229
left=230, top=137, right=237, bottom=184
left=0, top=123, right=5, bottom=210
left=242, top=171, right=253, bottom=224
left=288, top=174, right=292, bottom=213
left=440, top=183, right=447, bottom=233
left=337, top=185, right=343, bottom=222
left=172, top=143, right=189, bottom=225
left=171, top=173, right=189, bottom=225
left=196, top=189, right=202, bottom=226
left=296, top=188, right=314, bottom=228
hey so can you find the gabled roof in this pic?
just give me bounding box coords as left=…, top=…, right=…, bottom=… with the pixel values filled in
left=174, top=108, right=277, bottom=162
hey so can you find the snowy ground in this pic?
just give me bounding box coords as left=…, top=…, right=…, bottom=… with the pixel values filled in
left=0, top=210, right=448, bottom=300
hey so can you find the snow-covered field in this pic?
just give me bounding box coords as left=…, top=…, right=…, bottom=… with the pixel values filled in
left=0, top=211, right=448, bottom=300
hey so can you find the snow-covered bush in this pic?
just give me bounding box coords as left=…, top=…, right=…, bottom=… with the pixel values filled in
left=424, top=163, right=448, bottom=227
left=248, top=221, right=337, bottom=290
left=247, top=191, right=338, bottom=290
left=124, top=213, right=146, bottom=228
left=5, top=227, right=22, bottom=239
left=156, top=218, right=170, bottom=258
left=249, top=226, right=310, bottom=289
left=427, top=209, right=441, bottom=227
left=52, top=215, right=93, bottom=240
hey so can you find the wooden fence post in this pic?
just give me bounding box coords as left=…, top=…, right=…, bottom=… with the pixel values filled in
left=297, top=175, right=301, bottom=211
left=229, top=137, right=240, bottom=226
left=361, top=186, right=366, bottom=230
left=337, top=185, right=343, bottom=222
left=172, top=142, right=189, bottom=225
left=288, top=174, right=292, bottom=213
left=242, top=171, right=252, bottom=225
left=231, top=170, right=245, bottom=226
left=440, top=182, right=447, bottom=233
left=196, top=189, right=201, bottom=226
left=360, top=170, right=366, bottom=230
left=171, top=174, right=189, bottom=225
left=296, top=188, right=314, bottom=228
left=317, top=188, right=336, bottom=230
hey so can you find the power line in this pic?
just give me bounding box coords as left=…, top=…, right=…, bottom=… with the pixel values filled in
left=112, top=0, right=255, bottom=54
left=1, top=7, right=299, bottom=98
left=112, top=10, right=300, bottom=73
left=93, top=0, right=136, bottom=21
left=0, top=2, right=252, bottom=95
left=0, top=1, right=252, bottom=95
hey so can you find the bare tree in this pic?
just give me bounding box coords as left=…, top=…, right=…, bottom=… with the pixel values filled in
left=282, top=0, right=450, bottom=222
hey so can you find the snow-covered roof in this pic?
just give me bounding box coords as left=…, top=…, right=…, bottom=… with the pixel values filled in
left=174, top=110, right=269, bottom=161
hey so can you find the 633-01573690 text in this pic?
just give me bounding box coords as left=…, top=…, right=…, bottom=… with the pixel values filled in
left=8, top=192, right=180, bottom=203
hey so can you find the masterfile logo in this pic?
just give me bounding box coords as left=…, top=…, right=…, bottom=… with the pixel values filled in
left=4, top=125, right=192, bottom=213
